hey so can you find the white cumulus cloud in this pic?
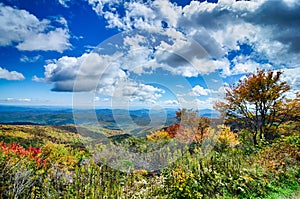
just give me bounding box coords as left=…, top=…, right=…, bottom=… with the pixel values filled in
left=0, top=67, right=25, bottom=80
left=0, top=4, right=71, bottom=52
left=190, top=85, right=210, bottom=96
left=37, top=52, right=165, bottom=103
left=36, top=0, right=300, bottom=108
left=87, top=0, right=300, bottom=76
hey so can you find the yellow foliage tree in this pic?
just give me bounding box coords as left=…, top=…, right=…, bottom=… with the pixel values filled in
left=146, top=130, right=171, bottom=141
left=217, top=125, right=239, bottom=149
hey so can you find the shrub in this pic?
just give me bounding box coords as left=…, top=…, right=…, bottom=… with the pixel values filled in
left=147, top=130, right=171, bottom=141
left=215, top=125, right=239, bottom=152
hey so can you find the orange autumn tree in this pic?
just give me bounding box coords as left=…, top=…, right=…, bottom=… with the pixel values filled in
left=167, top=109, right=211, bottom=143
left=215, top=69, right=298, bottom=145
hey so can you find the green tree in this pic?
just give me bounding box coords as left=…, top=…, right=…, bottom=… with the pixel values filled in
left=215, top=69, right=298, bottom=145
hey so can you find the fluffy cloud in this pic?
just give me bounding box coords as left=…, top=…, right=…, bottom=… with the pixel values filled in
left=230, top=55, right=272, bottom=75
left=245, top=0, right=300, bottom=53
left=113, top=81, right=164, bottom=103
left=39, top=53, right=122, bottom=92
left=281, top=67, right=300, bottom=91
left=190, top=85, right=210, bottom=96
left=16, top=28, right=70, bottom=52
left=0, top=4, right=71, bottom=52
left=163, top=100, right=179, bottom=105
left=0, top=67, right=25, bottom=80
left=88, top=0, right=181, bottom=31
left=88, top=0, right=300, bottom=75
left=37, top=52, right=164, bottom=103
left=36, top=0, right=300, bottom=107
left=86, top=1, right=231, bottom=77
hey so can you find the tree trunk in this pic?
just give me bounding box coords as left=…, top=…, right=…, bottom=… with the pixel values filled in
left=253, top=134, right=258, bottom=145
left=259, top=128, right=263, bottom=140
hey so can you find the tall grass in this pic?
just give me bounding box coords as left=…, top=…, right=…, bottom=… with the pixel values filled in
left=0, top=125, right=299, bottom=198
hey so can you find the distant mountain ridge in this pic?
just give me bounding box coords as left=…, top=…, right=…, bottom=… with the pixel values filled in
left=0, top=105, right=219, bottom=127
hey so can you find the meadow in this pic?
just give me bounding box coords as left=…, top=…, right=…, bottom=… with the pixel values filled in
left=0, top=121, right=299, bottom=198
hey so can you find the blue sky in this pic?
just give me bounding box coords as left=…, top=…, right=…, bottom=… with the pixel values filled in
left=0, top=0, right=299, bottom=109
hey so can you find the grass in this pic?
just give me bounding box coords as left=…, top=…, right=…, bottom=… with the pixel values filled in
left=263, top=184, right=300, bottom=199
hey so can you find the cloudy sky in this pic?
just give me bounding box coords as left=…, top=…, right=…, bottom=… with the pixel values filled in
left=0, top=0, right=299, bottom=109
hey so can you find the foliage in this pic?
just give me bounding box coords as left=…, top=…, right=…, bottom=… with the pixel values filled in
left=215, top=69, right=298, bottom=145
left=164, top=132, right=300, bottom=198
left=0, top=123, right=299, bottom=198
left=215, top=125, right=240, bottom=151
left=166, top=109, right=212, bottom=143
left=146, top=130, right=171, bottom=141
left=256, top=134, right=300, bottom=174
left=164, top=150, right=269, bottom=198
left=0, top=124, right=85, bottom=149
left=40, top=142, right=87, bottom=169
left=0, top=142, right=45, bottom=166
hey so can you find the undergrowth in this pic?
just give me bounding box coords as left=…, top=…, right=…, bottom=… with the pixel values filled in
left=0, top=124, right=299, bottom=198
